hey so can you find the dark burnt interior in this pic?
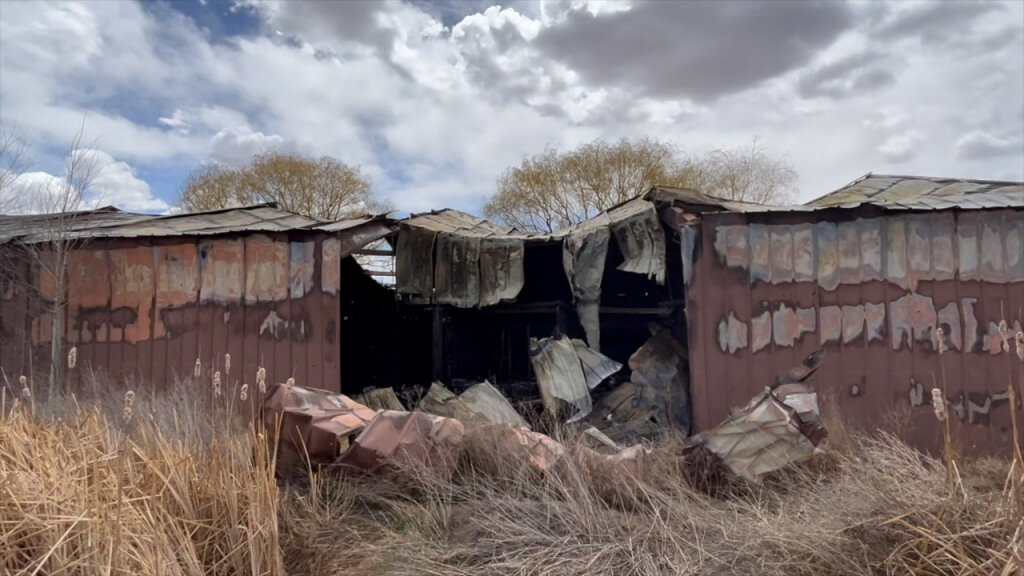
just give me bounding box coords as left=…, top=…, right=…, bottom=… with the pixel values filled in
left=336, top=220, right=689, bottom=404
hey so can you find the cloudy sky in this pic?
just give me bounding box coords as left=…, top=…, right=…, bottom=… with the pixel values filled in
left=1, top=0, right=1021, bottom=215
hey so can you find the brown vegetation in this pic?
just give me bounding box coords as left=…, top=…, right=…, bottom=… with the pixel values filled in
left=1, top=370, right=1020, bottom=575
left=484, top=137, right=796, bottom=232
left=178, top=152, right=391, bottom=219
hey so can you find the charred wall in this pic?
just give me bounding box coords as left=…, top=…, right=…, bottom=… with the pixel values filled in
left=337, top=256, right=433, bottom=395
left=419, top=224, right=685, bottom=396
left=686, top=207, right=1024, bottom=454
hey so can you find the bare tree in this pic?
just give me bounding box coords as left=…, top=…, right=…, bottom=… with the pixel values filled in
left=178, top=152, right=392, bottom=219
left=0, top=124, right=29, bottom=213
left=16, top=127, right=101, bottom=396
left=683, top=138, right=797, bottom=205
left=485, top=137, right=797, bottom=233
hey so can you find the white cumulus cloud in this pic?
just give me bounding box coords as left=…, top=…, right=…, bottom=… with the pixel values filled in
left=208, top=126, right=285, bottom=166
left=3, top=149, right=168, bottom=214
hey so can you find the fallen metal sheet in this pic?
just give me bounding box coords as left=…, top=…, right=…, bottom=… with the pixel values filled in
left=418, top=380, right=529, bottom=427
left=572, top=338, right=625, bottom=389
left=481, top=424, right=567, bottom=471
left=335, top=410, right=466, bottom=474
left=600, top=444, right=648, bottom=474
left=562, top=217, right=609, bottom=350
left=628, top=328, right=691, bottom=432
left=530, top=335, right=622, bottom=422
left=609, top=199, right=666, bottom=284
left=262, top=383, right=379, bottom=472
left=773, top=347, right=826, bottom=386
left=355, top=387, right=406, bottom=412
left=582, top=426, right=621, bottom=451
left=691, top=381, right=826, bottom=481
left=591, top=381, right=653, bottom=423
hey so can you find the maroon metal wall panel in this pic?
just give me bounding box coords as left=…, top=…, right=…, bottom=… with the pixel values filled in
left=0, top=249, right=32, bottom=381
left=684, top=220, right=711, bottom=431
left=687, top=208, right=1024, bottom=455
left=1, top=229, right=347, bottom=395
left=306, top=238, right=326, bottom=389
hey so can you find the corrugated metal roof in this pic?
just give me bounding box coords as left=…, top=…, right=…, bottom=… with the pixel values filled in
left=806, top=173, right=1024, bottom=210
left=0, top=207, right=148, bottom=243
left=403, top=209, right=514, bottom=235
left=314, top=213, right=390, bottom=232
left=644, top=186, right=782, bottom=212
left=0, top=204, right=326, bottom=244
left=401, top=209, right=556, bottom=241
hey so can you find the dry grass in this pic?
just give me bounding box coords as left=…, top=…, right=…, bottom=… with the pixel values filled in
left=1, top=375, right=1021, bottom=576
left=0, top=376, right=280, bottom=576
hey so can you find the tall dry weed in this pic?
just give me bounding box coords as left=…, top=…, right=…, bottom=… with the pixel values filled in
left=0, top=377, right=281, bottom=575
left=1, top=370, right=1020, bottom=575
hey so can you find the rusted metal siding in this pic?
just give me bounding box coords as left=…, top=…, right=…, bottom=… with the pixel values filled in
left=686, top=208, right=1024, bottom=454
left=0, top=232, right=343, bottom=393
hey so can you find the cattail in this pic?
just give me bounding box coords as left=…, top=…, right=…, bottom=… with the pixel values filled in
left=19, top=376, right=30, bottom=401
left=123, top=390, right=135, bottom=424
left=240, top=384, right=249, bottom=402
left=286, top=377, right=295, bottom=387
left=1016, top=331, right=1024, bottom=362
left=67, top=346, right=77, bottom=369
left=932, top=388, right=946, bottom=422
left=256, top=367, right=267, bottom=395
left=999, top=320, right=1010, bottom=353
left=935, top=326, right=947, bottom=354
left=194, top=358, right=202, bottom=379
left=213, top=371, right=222, bottom=397
left=224, top=353, right=231, bottom=377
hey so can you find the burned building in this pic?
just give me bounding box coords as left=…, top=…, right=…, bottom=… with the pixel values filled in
left=2, top=173, right=1022, bottom=455
left=386, top=174, right=1024, bottom=454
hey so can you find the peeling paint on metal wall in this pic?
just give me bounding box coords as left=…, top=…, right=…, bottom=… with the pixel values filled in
left=769, top=227, right=793, bottom=284
left=199, top=239, right=244, bottom=303
left=245, top=235, right=288, bottom=303
left=771, top=303, right=816, bottom=348
left=6, top=231, right=347, bottom=392
left=751, top=311, right=772, bottom=353
left=109, top=247, right=154, bottom=344
left=289, top=240, right=315, bottom=299
left=717, top=312, right=748, bottom=353
left=321, top=237, right=341, bottom=295
left=793, top=224, right=815, bottom=282
left=710, top=211, right=1021, bottom=289
left=689, top=208, right=1024, bottom=455
left=815, top=222, right=839, bottom=291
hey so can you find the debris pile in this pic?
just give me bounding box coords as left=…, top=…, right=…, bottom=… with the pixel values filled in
left=262, top=348, right=828, bottom=482
left=529, top=335, right=621, bottom=423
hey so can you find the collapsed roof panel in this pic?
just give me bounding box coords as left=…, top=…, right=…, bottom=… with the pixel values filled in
left=608, top=198, right=667, bottom=284
left=434, top=232, right=482, bottom=307
left=478, top=237, right=526, bottom=307
left=395, top=209, right=528, bottom=307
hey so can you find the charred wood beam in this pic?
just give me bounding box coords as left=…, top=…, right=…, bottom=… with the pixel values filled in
left=431, top=306, right=444, bottom=381
left=490, top=301, right=682, bottom=316
left=352, top=248, right=395, bottom=256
